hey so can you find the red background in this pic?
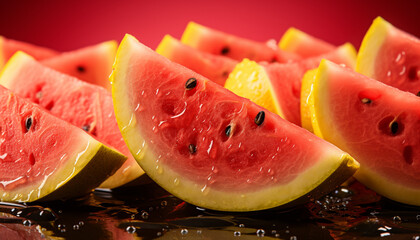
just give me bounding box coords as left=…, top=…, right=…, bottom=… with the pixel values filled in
left=0, top=0, right=419, bottom=51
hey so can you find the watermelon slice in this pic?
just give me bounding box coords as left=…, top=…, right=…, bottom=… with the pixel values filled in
left=156, top=35, right=237, bottom=86
left=181, top=22, right=301, bottom=63
left=311, top=60, right=420, bottom=206
left=279, top=27, right=335, bottom=58
left=0, top=85, right=126, bottom=202
left=0, top=36, right=58, bottom=68
left=110, top=34, right=359, bottom=212
left=0, top=52, right=143, bottom=189
left=225, top=43, right=357, bottom=126
left=41, top=41, right=117, bottom=90
left=356, top=17, right=420, bottom=95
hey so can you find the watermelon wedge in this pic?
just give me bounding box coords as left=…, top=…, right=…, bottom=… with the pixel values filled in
left=41, top=41, right=117, bottom=90
left=279, top=27, right=335, bottom=58
left=181, top=22, right=301, bottom=63
left=225, top=43, right=356, bottom=126
left=156, top=35, right=237, bottom=86
left=0, top=85, right=126, bottom=202
left=356, top=17, right=420, bottom=95
left=111, top=34, right=359, bottom=212
left=311, top=60, right=420, bottom=206
left=0, top=52, right=143, bottom=189
left=0, top=36, right=58, bottom=68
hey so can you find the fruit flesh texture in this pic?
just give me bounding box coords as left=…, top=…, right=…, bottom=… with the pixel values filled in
left=111, top=34, right=358, bottom=211
left=312, top=60, right=420, bottom=205
left=0, top=52, right=142, bottom=189
left=41, top=41, right=117, bottom=91
left=0, top=36, right=58, bottom=68
left=181, top=22, right=301, bottom=63
left=0, top=85, right=126, bottom=202
left=156, top=35, right=238, bottom=86
left=279, top=27, right=335, bottom=58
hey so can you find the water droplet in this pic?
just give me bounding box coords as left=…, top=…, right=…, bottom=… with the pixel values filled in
left=22, top=220, right=31, bottom=226
left=61, top=229, right=66, bottom=233
left=157, top=232, right=162, bottom=236
left=73, top=225, right=80, bottom=230
left=234, top=231, right=241, bottom=236
left=399, top=66, right=406, bottom=76
left=173, top=178, right=180, bottom=186
left=126, top=225, right=136, bottom=234
left=271, top=230, right=277, bottom=234
left=197, top=229, right=202, bottom=234
left=387, top=70, right=392, bottom=77
left=290, top=236, right=297, bottom=240
left=78, top=221, right=84, bottom=226
left=413, top=236, right=420, bottom=240
left=238, top=224, right=245, bottom=228
left=156, top=165, right=163, bottom=174
left=380, top=232, right=391, bottom=237
left=393, top=216, right=402, bottom=223
left=181, top=228, right=188, bottom=235
left=416, top=215, right=420, bottom=220
left=141, top=211, right=149, bottom=219
left=256, top=229, right=265, bottom=237
left=161, top=201, right=167, bottom=207
left=395, top=51, right=406, bottom=64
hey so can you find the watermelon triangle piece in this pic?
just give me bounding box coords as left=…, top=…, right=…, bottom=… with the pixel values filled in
left=41, top=41, right=117, bottom=91
left=111, top=34, right=359, bottom=211
left=0, top=36, right=59, bottom=69
left=156, top=34, right=238, bottom=86
left=181, top=21, right=301, bottom=63
left=0, top=85, right=126, bottom=202
left=311, top=59, right=420, bottom=206
left=0, top=51, right=143, bottom=189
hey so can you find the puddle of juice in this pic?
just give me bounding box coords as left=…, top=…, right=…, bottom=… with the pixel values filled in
left=1, top=177, right=420, bottom=240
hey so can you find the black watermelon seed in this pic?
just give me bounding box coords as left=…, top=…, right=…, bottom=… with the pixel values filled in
left=82, top=125, right=90, bottom=132
left=361, top=98, right=372, bottom=104
left=225, top=125, right=232, bottom=137
left=390, top=121, right=399, bottom=135
left=25, top=117, right=33, bottom=132
left=254, top=111, right=265, bottom=126
left=188, top=144, right=197, bottom=154
left=416, top=91, right=420, bottom=97
left=77, top=66, right=86, bottom=73
left=185, top=78, right=197, bottom=90
left=221, top=46, right=230, bottom=55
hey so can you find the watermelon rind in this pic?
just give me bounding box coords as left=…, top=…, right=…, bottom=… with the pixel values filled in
left=111, top=34, right=359, bottom=212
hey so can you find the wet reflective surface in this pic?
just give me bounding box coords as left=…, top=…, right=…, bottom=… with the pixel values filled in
left=1, top=177, right=420, bottom=240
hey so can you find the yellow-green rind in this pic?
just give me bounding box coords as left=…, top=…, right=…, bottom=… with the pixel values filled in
left=111, top=34, right=359, bottom=212
left=356, top=17, right=390, bottom=77
left=300, top=68, right=317, bottom=132
left=224, top=59, right=285, bottom=118
left=312, top=59, right=420, bottom=206
left=1, top=134, right=126, bottom=202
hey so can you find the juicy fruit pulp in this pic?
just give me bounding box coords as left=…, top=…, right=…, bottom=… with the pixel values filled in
left=356, top=17, right=420, bottom=95
left=225, top=43, right=356, bottom=126
left=181, top=22, right=301, bottom=63
left=279, top=27, right=335, bottom=58
left=41, top=41, right=117, bottom=91
left=156, top=35, right=237, bottom=86
left=111, top=34, right=359, bottom=211
left=0, top=36, right=58, bottom=68
left=311, top=60, right=420, bottom=206
left=0, top=52, right=143, bottom=189
left=0, top=86, right=126, bottom=202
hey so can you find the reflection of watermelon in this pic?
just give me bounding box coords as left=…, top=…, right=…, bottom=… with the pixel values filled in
left=311, top=60, right=420, bottom=206
left=279, top=27, right=335, bottom=58
left=0, top=52, right=143, bottom=189
left=0, top=36, right=58, bottom=68
left=111, top=34, right=359, bottom=212
left=0, top=85, right=126, bottom=202
left=356, top=17, right=420, bottom=95
left=41, top=41, right=117, bottom=90
left=181, top=22, right=301, bottom=63
left=156, top=35, right=237, bottom=86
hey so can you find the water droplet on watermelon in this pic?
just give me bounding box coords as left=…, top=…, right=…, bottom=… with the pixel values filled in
left=234, top=231, right=241, bottom=236
left=256, top=229, right=265, bottom=237
left=201, top=185, right=209, bottom=195
left=121, top=114, right=137, bottom=132
left=395, top=51, right=406, bottom=65
left=156, top=165, right=163, bottom=174
left=399, top=66, right=406, bottom=76
left=393, top=216, right=402, bottom=223
left=173, top=178, right=180, bottom=186
left=126, top=225, right=136, bottom=234
left=22, top=220, right=32, bottom=226
left=387, top=70, right=392, bottom=78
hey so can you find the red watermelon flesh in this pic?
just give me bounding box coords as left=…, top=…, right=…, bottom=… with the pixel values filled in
left=41, top=41, right=117, bottom=91
left=357, top=17, right=420, bottom=95
left=0, top=52, right=142, bottom=189
left=264, top=43, right=356, bottom=125
left=181, top=21, right=301, bottom=63
left=0, top=85, right=126, bottom=202
left=156, top=35, right=238, bottom=86
left=313, top=60, right=420, bottom=205
left=110, top=34, right=358, bottom=211
left=0, top=36, right=58, bottom=68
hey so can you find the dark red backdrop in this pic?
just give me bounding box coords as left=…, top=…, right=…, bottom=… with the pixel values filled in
left=0, top=0, right=418, bottom=51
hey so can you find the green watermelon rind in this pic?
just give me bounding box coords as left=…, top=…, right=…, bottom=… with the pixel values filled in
left=111, top=34, right=359, bottom=212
